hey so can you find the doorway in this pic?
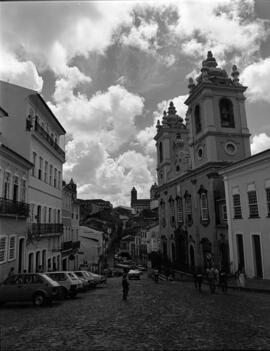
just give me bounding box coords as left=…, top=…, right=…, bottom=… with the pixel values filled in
left=236, top=234, right=245, bottom=271
left=18, top=238, right=25, bottom=273
left=28, top=253, right=34, bottom=272
left=252, top=235, right=263, bottom=278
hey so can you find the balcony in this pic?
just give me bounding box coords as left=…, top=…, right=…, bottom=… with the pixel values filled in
left=34, top=121, right=65, bottom=160
left=0, top=197, right=29, bottom=217
left=61, top=240, right=73, bottom=252
left=72, top=241, right=80, bottom=250
left=28, top=223, right=63, bottom=236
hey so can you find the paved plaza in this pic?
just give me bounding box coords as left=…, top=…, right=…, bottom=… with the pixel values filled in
left=1, top=274, right=270, bottom=350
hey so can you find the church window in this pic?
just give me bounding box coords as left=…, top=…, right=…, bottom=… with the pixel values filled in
left=176, top=197, right=183, bottom=224
left=233, top=194, right=242, bottom=219
left=247, top=190, right=259, bottom=218
left=198, top=185, right=209, bottom=224
left=169, top=197, right=175, bottom=226
left=194, top=105, right=202, bottom=134
left=219, top=98, right=235, bottom=128
left=184, top=191, right=192, bottom=226
left=159, top=142, right=163, bottom=163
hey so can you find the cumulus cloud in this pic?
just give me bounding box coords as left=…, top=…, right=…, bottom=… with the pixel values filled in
left=251, top=133, right=270, bottom=155
left=241, top=57, right=270, bottom=103
left=76, top=150, right=155, bottom=206
left=0, top=51, right=43, bottom=91
left=172, top=0, right=269, bottom=65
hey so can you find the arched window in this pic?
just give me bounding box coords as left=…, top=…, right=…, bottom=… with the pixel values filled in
left=219, top=98, right=235, bottom=128
left=194, top=105, right=202, bottom=134
left=184, top=191, right=192, bottom=226
left=198, top=185, right=209, bottom=224
left=176, top=197, right=183, bottom=224
left=169, top=197, right=175, bottom=226
left=159, top=142, right=163, bottom=163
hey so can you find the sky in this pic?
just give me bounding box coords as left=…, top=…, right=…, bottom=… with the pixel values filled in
left=1, top=0, right=270, bottom=206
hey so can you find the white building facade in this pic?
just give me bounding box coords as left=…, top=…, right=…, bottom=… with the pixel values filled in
left=220, top=149, right=270, bottom=279
left=0, top=80, right=66, bottom=273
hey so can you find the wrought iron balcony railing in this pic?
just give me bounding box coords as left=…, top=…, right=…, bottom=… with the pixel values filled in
left=28, top=223, right=63, bottom=235
left=0, top=197, right=29, bottom=217
left=34, top=121, right=65, bottom=159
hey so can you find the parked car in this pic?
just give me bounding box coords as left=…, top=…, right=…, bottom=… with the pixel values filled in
left=73, top=271, right=96, bottom=289
left=46, top=271, right=83, bottom=298
left=87, top=272, right=107, bottom=285
left=0, top=273, right=62, bottom=306
left=72, top=272, right=89, bottom=292
left=128, top=269, right=141, bottom=280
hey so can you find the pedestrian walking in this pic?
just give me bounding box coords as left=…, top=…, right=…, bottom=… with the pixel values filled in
left=238, top=268, right=246, bottom=288
left=196, top=267, right=203, bottom=293
left=122, top=268, right=129, bottom=301
left=8, top=267, right=15, bottom=278
left=219, top=266, right=228, bottom=293
left=153, top=268, right=159, bottom=283
left=207, top=266, right=216, bottom=294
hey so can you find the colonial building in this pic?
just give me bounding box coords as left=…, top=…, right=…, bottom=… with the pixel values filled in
left=155, top=52, right=251, bottom=271
left=61, top=179, right=80, bottom=270
left=0, top=107, right=33, bottom=282
left=220, top=148, right=270, bottom=279
left=0, top=80, right=66, bottom=273
left=130, top=187, right=150, bottom=213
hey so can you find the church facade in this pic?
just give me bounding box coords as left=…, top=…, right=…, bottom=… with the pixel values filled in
left=155, top=52, right=251, bottom=271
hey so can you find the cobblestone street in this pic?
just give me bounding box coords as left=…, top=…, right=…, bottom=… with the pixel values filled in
left=1, top=274, right=270, bottom=350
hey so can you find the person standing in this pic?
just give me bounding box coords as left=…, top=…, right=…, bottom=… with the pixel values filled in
left=196, top=267, right=203, bottom=293
left=219, top=266, right=228, bottom=293
left=207, top=266, right=216, bottom=294
left=8, top=267, right=15, bottom=278
left=122, top=268, right=129, bottom=301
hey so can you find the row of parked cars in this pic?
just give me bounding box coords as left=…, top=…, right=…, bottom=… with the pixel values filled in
left=0, top=270, right=107, bottom=307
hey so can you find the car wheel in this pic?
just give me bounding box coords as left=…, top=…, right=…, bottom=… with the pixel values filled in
left=33, top=292, right=45, bottom=306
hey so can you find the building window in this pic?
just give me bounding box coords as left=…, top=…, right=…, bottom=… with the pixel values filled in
left=54, top=168, right=57, bottom=188
left=43, top=207, right=47, bottom=223
left=58, top=171, right=61, bottom=189
left=222, top=204, right=227, bottom=221
left=3, top=172, right=11, bottom=199
left=159, top=142, right=163, bottom=163
left=8, top=235, right=16, bottom=261
left=38, top=157, right=43, bottom=180
left=248, top=190, right=259, bottom=218
left=12, top=176, right=19, bottom=202
left=200, top=193, right=209, bottom=221
left=0, top=236, right=7, bottom=263
left=48, top=208, right=52, bottom=223
left=266, top=188, right=270, bottom=217
left=57, top=210, right=61, bottom=223
left=184, top=191, right=192, bottom=226
left=49, top=165, right=53, bottom=185
left=194, top=105, right=201, bottom=134
left=169, top=198, right=175, bottom=226
left=32, top=152, right=37, bottom=176
left=219, top=98, right=235, bottom=128
left=233, top=194, right=242, bottom=219
left=176, top=197, right=183, bottom=224
left=21, top=179, right=26, bottom=202
left=44, top=161, right=48, bottom=183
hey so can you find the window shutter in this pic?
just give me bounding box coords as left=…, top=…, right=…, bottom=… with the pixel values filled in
left=0, top=236, right=7, bottom=263
left=9, top=236, right=16, bottom=260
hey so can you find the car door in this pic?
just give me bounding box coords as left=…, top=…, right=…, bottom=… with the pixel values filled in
left=17, top=274, right=34, bottom=301
left=0, top=275, right=18, bottom=302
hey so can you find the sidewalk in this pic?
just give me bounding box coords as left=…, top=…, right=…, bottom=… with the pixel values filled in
left=162, top=270, right=270, bottom=294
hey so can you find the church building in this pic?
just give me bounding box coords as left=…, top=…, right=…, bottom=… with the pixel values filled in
left=155, top=51, right=251, bottom=271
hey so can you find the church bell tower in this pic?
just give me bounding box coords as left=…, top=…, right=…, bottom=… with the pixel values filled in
left=185, top=51, right=251, bottom=169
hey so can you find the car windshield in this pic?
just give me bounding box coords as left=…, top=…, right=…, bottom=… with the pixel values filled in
left=41, top=274, right=58, bottom=285
left=67, top=272, right=78, bottom=280
left=74, top=271, right=83, bottom=277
